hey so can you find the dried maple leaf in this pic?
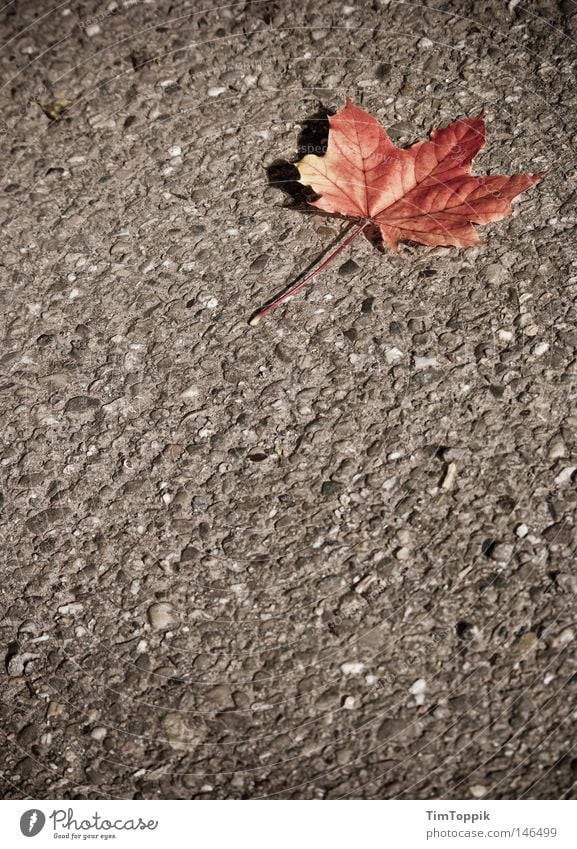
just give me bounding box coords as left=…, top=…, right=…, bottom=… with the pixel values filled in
left=250, top=99, right=544, bottom=324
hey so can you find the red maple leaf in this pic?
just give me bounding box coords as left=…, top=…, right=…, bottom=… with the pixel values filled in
left=250, top=99, right=544, bottom=324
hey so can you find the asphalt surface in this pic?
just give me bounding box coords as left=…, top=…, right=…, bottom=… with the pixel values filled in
left=1, top=0, right=576, bottom=799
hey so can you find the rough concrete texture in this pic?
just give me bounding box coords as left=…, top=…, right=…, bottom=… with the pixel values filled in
left=1, top=0, right=576, bottom=800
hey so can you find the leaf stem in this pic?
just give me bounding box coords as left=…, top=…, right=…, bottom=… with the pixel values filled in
left=248, top=219, right=371, bottom=326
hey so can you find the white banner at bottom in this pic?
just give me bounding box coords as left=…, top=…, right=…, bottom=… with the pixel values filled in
left=1, top=799, right=574, bottom=848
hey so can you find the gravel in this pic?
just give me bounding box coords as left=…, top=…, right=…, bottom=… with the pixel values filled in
left=0, top=0, right=575, bottom=802
left=147, top=602, right=176, bottom=631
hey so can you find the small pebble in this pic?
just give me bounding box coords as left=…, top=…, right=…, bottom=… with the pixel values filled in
left=511, top=631, right=539, bottom=657
left=483, top=263, right=506, bottom=284
left=547, top=434, right=567, bottom=460
left=338, top=259, right=360, bottom=277
left=208, top=86, right=226, bottom=97
left=556, top=573, right=577, bottom=594
left=470, top=785, right=487, bottom=798
left=163, top=712, right=193, bottom=751
left=58, top=602, right=84, bottom=615
left=524, top=324, right=539, bottom=337
left=355, top=574, right=376, bottom=594
left=409, top=678, right=427, bottom=706
left=554, top=466, right=576, bottom=485
left=167, top=145, right=182, bottom=157
left=180, top=384, right=201, bottom=400
left=489, top=541, right=514, bottom=563
left=556, top=627, right=574, bottom=646
left=204, top=684, right=232, bottom=707
left=197, top=292, right=219, bottom=309
left=441, top=462, right=457, bottom=490
left=532, top=341, right=549, bottom=356
left=413, top=355, right=438, bottom=370
left=341, top=662, right=365, bottom=676
left=385, top=346, right=403, bottom=364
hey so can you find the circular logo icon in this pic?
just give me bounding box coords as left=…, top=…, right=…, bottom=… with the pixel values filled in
left=20, top=810, right=45, bottom=837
